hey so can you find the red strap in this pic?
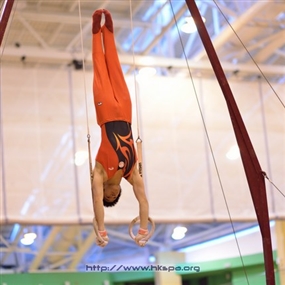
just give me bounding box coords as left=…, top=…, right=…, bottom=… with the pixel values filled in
left=138, top=228, right=148, bottom=235
left=99, top=230, right=107, bottom=237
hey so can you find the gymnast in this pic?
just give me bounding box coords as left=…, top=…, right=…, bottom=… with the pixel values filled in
left=91, top=9, right=149, bottom=247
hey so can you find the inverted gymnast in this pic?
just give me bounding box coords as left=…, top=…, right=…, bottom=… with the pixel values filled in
left=91, top=9, right=149, bottom=247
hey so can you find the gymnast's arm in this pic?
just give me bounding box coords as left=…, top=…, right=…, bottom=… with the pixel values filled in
left=92, top=165, right=105, bottom=232
left=129, top=165, right=149, bottom=230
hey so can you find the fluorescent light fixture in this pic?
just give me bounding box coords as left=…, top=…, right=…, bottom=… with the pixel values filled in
left=10, top=224, right=20, bottom=241
left=172, top=226, right=188, bottom=240
left=181, top=16, right=206, bottom=34
left=226, top=145, right=240, bottom=160
left=21, top=232, right=37, bottom=246
left=24, top=232, right=37, bottom=240
left=20, top=237, right=34, bottom=246
left=74, top=150, right=88, bottom=166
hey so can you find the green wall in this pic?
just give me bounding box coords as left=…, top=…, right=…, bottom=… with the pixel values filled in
left=0, top=272, right=111, bottom=285
left=178, top=251, right=279, bottom=285
left=0, top=251, right=280, bottom=285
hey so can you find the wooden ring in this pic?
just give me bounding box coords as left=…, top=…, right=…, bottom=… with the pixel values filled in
left=128, top=216, right=155, bottom=242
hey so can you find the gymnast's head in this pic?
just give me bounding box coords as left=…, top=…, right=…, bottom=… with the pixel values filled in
left=103, top=184, right=122, bottom=207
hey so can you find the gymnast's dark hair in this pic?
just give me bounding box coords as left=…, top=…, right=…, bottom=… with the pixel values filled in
left=103, top=187, right=122, bottom=207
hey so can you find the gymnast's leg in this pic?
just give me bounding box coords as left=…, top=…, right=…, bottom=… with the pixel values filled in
left=92, top=10, right=116, bottom=126
left=101, top=9, right=132, bottom=123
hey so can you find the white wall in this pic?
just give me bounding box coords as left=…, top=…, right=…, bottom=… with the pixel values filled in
left=1, top=65, right=284, bottom=224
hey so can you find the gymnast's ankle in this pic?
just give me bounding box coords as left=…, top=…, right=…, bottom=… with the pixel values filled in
left=92, top=9, right=103, bottom=34
left=103, top=9, right=113, bottom=33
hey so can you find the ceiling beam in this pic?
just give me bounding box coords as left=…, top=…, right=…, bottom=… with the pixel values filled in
left=206, top=1, right=238, bottom=18
left=171, top=222, right=258, bottom=250
left=17, top=14, right=50, bottom=49
left=2, top=46, right=285, bottom=76
left=0, top=226, right=24, bottom=265
left=14, top=11, right=153, bottom=29
left=254, top=30, right=285, bottom=62
left=193, top=1, right=272, bottom=61
left=142, top=4, right=188, bottom=54
left=48, top=255, right=74, bottom=270
left=68, top=229, right=95, bottom=270
left=29, top=226, right=61, bottom=271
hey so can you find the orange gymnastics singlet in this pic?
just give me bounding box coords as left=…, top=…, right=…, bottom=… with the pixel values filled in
left=92, top=24, right=137, bottom=180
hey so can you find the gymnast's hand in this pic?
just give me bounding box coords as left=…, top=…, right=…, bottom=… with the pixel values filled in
left=95, top=230, right=109, bottom=247
left=135, top=228, right=149, bottom=247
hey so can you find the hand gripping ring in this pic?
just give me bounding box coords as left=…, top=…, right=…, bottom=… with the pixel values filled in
left=93, top=218, right=106, bottom=244
left=128, top=216, right=155, bottom=242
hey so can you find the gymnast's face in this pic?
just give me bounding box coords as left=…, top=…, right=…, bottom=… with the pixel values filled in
left=103, top=184, right=120, bottom=202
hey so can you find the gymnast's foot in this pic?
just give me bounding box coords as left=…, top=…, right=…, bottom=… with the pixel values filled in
left=103, top=9, right=113, bottom=33
left=92, top=9, right=103, bottom=34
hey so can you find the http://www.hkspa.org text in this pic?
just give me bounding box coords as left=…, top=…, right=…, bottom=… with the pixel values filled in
left=85, top=264, right=201, bottom=273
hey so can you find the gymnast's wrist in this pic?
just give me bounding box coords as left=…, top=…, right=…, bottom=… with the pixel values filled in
left=138, top=228, right=148, bottom=235
left=99, top=230, right=107, bottom=237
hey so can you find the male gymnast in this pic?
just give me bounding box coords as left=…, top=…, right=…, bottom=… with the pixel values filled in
left=91, top=9, right=149, bottom=248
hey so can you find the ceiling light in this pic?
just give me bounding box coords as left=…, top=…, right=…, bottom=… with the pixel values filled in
left=148, top=255, right=156, bottom=263
left=74, top=150, right=88, bottom=166
left=172, top=226, right=187, bottom=240
left=24, top=232, right=37, bottom=240
left=21, top=232, right=37, bottom=246
left=181, top=16, right=206, bottom=34
left=226, top=145, right=240, bottom=160
left=20, top=237, right=34, bottom=246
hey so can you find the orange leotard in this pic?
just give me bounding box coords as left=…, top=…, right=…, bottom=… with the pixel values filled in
left=92, top=26, right=137, bottom=180
left=92, top=26, right=132, bottom=125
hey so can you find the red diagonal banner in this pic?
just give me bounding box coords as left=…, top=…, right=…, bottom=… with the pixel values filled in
left=185, top=1, right=275, bottom=284
left=0, top=0, right=14, bottom=47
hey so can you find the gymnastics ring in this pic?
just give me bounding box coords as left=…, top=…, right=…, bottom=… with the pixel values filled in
left=93, top=217, right=107, bottom=245
left=128, top=216, right=155, bottom=245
